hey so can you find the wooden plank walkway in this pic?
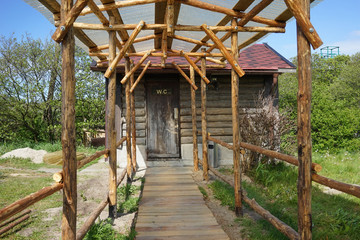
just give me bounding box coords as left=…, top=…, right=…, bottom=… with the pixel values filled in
left=135, top=167, right=229, bottom=240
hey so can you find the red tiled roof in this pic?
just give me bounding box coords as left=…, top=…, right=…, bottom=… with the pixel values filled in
left=239, top=43, right=295, bottom=70
left=115, top=43, right=295, bottom=72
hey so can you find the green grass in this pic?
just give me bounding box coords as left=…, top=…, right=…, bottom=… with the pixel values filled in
left=0, top=167, right=62, bottom=239
left=209, top=151, right=360, bottom=240
left=0, top=157, right=61, bottom=170
left=84, top=219, right=137, bottom=240
left=313, top=151, right=360, bottom=186
left=198, top=186, right=208, bottom=198
left=0, top=141, right=106, bottom=239
left=117, top=183, right=141, bottom=214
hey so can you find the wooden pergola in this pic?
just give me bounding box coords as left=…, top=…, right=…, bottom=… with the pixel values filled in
left=19, top=0, right=325, bottom=239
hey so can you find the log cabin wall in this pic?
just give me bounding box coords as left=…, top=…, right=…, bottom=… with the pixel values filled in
left=117, top=74, right=147, bottom=168
left=179, top=74, right=274, bottom=165
left=115, top=71, right=275, bottom=167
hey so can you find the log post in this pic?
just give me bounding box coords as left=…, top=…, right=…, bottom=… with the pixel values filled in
left=190, top=66, right=199, bottom=171
left=60, top=0, right=77, bottom=239
left=130, top=62, right=137, bottom=172
left=125, top=57, right=132, bottom=181
left=296, top=0, right=312, bottom=239
left=108, top=16, right=117, bottom=219
left=231, top=18, right=242, bottom=216
left=201, top=48, right=208, bottom=180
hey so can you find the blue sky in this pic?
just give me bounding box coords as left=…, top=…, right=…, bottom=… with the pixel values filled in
left=1, top=0, right=360, bottom=60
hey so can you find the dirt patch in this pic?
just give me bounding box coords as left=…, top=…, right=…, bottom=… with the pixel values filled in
left=192, top=170, right=264, bottom=240
left=192, top=170, right=245, bottom=240
left=1, top=147, right=47, bottom=164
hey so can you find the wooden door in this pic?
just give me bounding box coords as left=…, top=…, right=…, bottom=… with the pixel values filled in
left=146, top=77, right=180, bottom=158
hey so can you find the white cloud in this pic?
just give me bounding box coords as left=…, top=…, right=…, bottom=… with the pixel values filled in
left=351, top=30, right=360, bottom=37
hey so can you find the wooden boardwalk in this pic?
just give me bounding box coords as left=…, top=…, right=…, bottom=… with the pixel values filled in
left=135, top=167, right=229, bottom=240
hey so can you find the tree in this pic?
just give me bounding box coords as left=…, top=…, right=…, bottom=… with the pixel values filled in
left=0, top=34, right=105, bottom=143
left=279, top=54, right=360, bottom=152
left=0, top=35, right=61, bottom=142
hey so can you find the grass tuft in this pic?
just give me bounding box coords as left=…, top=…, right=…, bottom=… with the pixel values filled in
left=198, top=186, right=208, bottom=198
left=208, top=151, right=360, bottom=240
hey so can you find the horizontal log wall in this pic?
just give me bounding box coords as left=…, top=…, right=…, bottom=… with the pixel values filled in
left=121, top=77, right=146, bottom=145
left=180, top=75, right=269, bottom=144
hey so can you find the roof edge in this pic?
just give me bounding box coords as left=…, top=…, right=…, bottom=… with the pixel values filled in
left=263, top=43, right=296, bottom=68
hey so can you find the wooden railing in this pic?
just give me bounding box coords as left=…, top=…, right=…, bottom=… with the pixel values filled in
left=0, top=136, right=128, bottom=238
left=200, top=133, right=360, bottom=240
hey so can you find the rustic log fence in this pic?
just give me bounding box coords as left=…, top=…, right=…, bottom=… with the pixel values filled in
left=0, top=136, right=129, bottom=238
left=198, top=132, right=360, bottom=240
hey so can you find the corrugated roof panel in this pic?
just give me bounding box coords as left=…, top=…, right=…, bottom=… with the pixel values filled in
left=23, top=0, right=323, bottom=61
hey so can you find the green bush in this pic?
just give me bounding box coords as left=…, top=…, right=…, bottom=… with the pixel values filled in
left=279, top=53, right=360, bottom=153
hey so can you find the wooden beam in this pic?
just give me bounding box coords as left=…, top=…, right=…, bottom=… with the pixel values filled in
left=154, top=1, right=167, bottom=49
left=284, top=0, right=323, bottom=49
left=60, top=0, right=77, bottom=238
left=130, top=62, right=137, bottom=172
left=107, top=16, right=117, bottom=219
left=239, top=142, right=321, bottom=172
left=130, top=61, right=151, bottom=93
left=73, top=22, right=166, bottom=30
left=161, top=30, right=168, bottom=66
left=76, top=169, right=126, bottom=240
left=172, top=62, right=198, bottom=90
left=87, top=0, right=109, bottom=26
left=121, top=50, right=151, bottom=84
left=100, top=0, right=135, bottom=53
left=242, top=191, right=300, bottom=240
left=52, top=0, right=89, bottom=43
left=0, top=183, right=62, bottom=224
left=238, top=0, right=274, bottom=26
left=312, top=173, right=360, bottom=198
left=174, top=25, right=284, bottom=32
left=178, top=0, right=286, bottom=28
left=191, top=0, right=280, bottom=63
left=201, top=24, right=245, bottom=77
left=90, top=51, right=224, bottom=57
left=190, top=66, right=199, bottom=171
left=296, top=0, right=312, bottom=238
left=231, top=18, right=242, bottom=217
left=180, top=51, right=210, bottom=84
left=90, top=35, right=158, bottom=52
left=166, top=0, right=175, bottom=36
left=73, top=22, right=284, bottom=32
left=96, top=62, right=226, bottom=69
left=38, top=0, right=107, bottom=61
left=201, top=48, right=208, bottom=181
left=125, top=58, right=132, bottom=180
left=172, top=34, right=231, bottom=51
left=216, top=0, right=274, bottom=62
left=104, top=20, right=145, bottom=78
left=81, top=0, right=166, bottom=16
left=167, top=1, right=181, bottom=49
left=191, top=0, right=256, bottom=53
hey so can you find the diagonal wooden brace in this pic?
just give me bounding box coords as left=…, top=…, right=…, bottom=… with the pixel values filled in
left=284, top=0, right=323, bottom=49
left=130, top=61, right=151, bottom=93
left=104, top=20, right=145, bottom=79
left=201, top=24, right=245, bottom=78
left=121, top=50, right=152, bottom=84
left=52, top=0, right=89, bottom=43
left=172, top=62, right=198, bottom=90
left=180, top=51, right=210, bottom=84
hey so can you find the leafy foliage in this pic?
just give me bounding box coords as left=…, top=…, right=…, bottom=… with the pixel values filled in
left=0, top=34, right=105, bottom=144
left=279, top=53, right=360, bottom=152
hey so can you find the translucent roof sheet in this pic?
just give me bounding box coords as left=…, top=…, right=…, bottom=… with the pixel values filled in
left=24, top=0, right=322, bottom=62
